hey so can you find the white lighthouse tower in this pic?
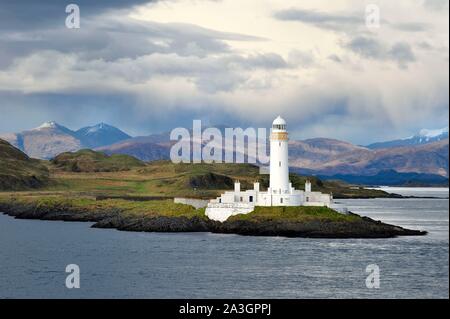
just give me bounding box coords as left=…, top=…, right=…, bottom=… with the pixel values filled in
left=269, top=116, right=290, bottom=194
left=203, top=115, right=341, bottom=221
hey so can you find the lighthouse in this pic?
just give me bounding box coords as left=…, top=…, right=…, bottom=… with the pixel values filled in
left=203, top=116, right=339, bottom=222
left=269, top=116, right=290, bottom=194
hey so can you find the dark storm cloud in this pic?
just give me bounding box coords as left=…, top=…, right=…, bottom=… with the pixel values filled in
left=0, top=8, right=265, bottom=68
left=0, top=0, right=155, bottom=31
left=0, top=0, right=158, bottom=67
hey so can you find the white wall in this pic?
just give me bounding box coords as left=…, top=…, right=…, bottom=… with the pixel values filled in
left=205, top=203, right=254, bottom=222
left=174, top=197, right=208, bottom=209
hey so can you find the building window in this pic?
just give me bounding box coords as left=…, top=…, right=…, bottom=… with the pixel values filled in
left=249, top=196, right=253, bottom=203
left=306, top=197, right=309, bottom=202
left=219, top=199, right=221, bottom=203
left=279, top=161, right=281, bottom=167
left=280, top=198, right=283, bottom=204
left=240, top=197, right=243, bottom=202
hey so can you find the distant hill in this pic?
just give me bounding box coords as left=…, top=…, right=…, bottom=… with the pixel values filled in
left=75, top=123, right=131, bottom=149
left=51, top=149, right=145, bottom=172
left=0, top=122, right=131, bottom=159
left=318, top=170, right=449, bottom=187
left=367, top=127, right=449, bottom=149
left=96, top=136, right=170, bottom=161
left=0, top=138, right=49, bottom=190
left=288, top=138, right=372, bottom=171
left=298, top=138, right=449, bottom=177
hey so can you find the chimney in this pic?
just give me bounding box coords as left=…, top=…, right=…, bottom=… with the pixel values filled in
left=305, top=180, right=312, bottom=192
left=234, top=181, right=241, bottom=193
left=254, top=182, right=260, bottom=192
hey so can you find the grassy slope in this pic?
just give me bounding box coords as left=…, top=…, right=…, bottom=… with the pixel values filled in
left=0, top=139, right=49, bottom=190
left=0, top=144, right=391, bottom=198
left=0, top=194, right=205, bottom=219
left=51, top=149, right=145, bottom=172
left=31, top=160, right=389, bottom=199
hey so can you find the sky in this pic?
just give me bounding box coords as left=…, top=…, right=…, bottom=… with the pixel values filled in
left=0, top=0, right=448, bottom=144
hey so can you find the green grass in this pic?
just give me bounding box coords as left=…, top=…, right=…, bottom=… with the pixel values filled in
left=0, top=139, right=49, bottom=190
left=51, top=149, right=145, bottom=172
left=0, top=194, right=207, bottom=219
left=229, top=206, right=361, bottom=222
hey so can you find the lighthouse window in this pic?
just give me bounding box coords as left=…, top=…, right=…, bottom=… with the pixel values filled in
left=279, top=142, right=281, bottom=147
left=279, top=161, right=281, bottom=167
left=273, top=124, right=286, bottom=130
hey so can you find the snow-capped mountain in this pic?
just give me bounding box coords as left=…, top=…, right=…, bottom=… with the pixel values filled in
left=75, top=123, right=131, bottom=148
left=0, top=121, right=82, bottom=159
left=0, top=122, right=131, bottom=159
left=367, top=127, right=449, bottom=149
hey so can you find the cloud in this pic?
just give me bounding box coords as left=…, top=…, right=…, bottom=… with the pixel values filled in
left=273, top=8, right=365, bottom=32
left=423, top=0, right=450, bottom=11
left=344, top=37, right=416, bottom=68
left=0, top=14, right=266, bottom=68
left=345, top=37, right=385, bottom=59
left=0, top=0, right=448, bottom=144
left=392, top=22, right=431, bottom=32
left=388, top=43, right=416, bottom=67
left=274, top=7, right=435, bottom=35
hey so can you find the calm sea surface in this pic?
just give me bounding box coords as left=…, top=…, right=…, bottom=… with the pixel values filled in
left=0, top=188, right=448, bottom=299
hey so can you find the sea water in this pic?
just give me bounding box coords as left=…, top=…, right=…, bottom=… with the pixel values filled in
left=0, top=188, right=448, bottom=298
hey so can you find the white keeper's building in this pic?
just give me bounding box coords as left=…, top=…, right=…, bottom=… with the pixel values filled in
left=205, top=116, right=346, bottom=222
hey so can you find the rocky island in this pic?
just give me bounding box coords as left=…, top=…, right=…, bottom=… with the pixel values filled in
left=0, top=195, right=426, bottom=238
left=0, top=141, right=427, bottom=238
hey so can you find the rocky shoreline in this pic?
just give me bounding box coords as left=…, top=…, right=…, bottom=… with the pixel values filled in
left=0, top=199, right=427, bottom=238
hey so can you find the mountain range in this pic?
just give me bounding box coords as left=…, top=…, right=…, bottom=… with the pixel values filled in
left=366, top=127, right=449, bottom=149
left=0, top=122, right=130, bottom=159
left=1, top=122, right=448, bottom=182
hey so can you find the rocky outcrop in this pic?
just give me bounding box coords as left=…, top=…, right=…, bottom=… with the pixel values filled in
left=0, top=200, right=426, bottom=239
left=212, top=215, right=425, bottom=238
left=93, top=215, right=212, bottom=232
